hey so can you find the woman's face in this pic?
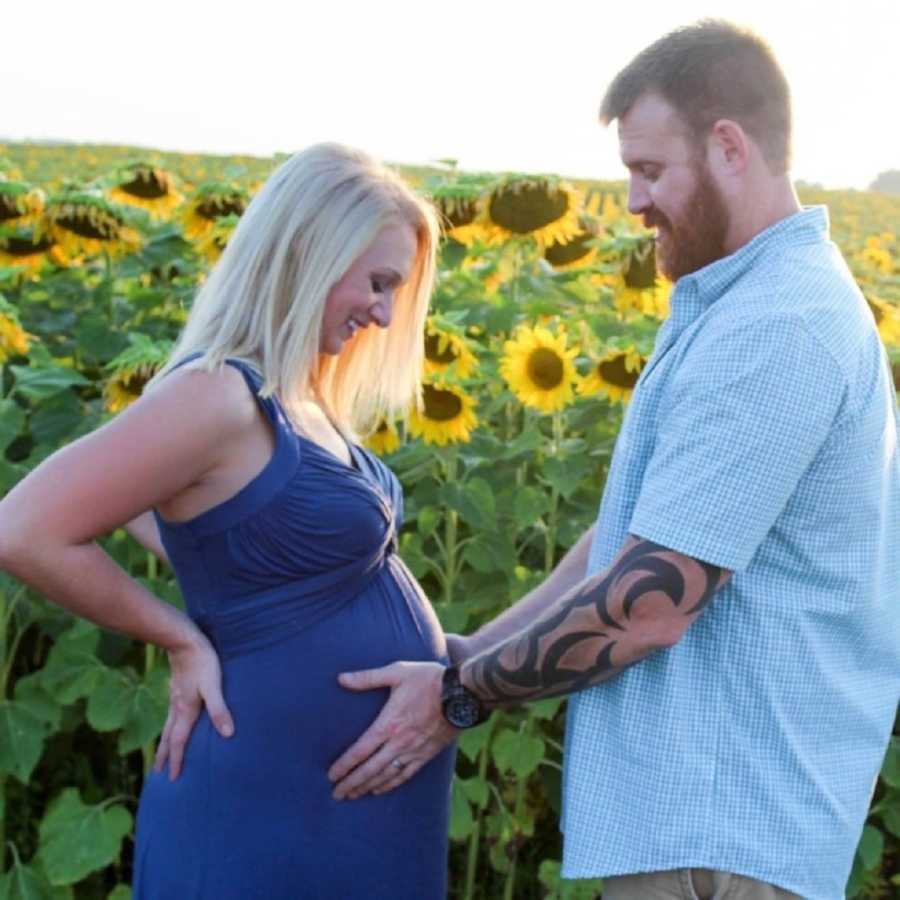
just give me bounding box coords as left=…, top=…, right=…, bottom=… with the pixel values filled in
left=320, top=222, right=418, bottom=355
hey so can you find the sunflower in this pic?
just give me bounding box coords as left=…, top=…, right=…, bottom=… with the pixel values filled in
left=579, top=346, right=647, bottom=404
left=0, top=224, right=66, bottom=272
left=500, top=324, right=578, bottom=413
left=424, top=318, right=478, bottom=378
left=867, top=295, right=900, bottom=345
left=365, top=418, right=401, bottom=455
left=484, top=176, right=583, bottom=249
left=109, top=162, right=182, bottom=219
left=430, top=175, right=494, bottom=246
left=103, top=334, right=172, bottom=413
left=0, top=299, right=30, bottom=362
left=408, top=382, right=478, bottom=446
left=46, top=192, right=141, bottom=259
left=181, top=183, right=249, bottom=239
left=613, top=238, right=671, bottom=320
left=0, top=182, right=45, bottom=226
left=195, top=213, right=240, bottom=264
left=542, top=218, right=600, bottom=270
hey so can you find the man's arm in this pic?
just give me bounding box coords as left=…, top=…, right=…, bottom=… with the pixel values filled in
left=462, top=535, right=729, bottom=705
left=329, top=534, right=730, bottom=798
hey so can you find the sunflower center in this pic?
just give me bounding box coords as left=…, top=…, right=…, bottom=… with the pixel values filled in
left=527, top=348, right=565, bottom=390
left=598, top=355, right=641, bottom=388
left=4, top=234, right=54, bottom=255
left=544, top=231, right=592, bottom=266
left=121, top=170, right=169, bottom=199
left=422, top=384, right=463, bottom=421
left=624, top=243, right=657, bottom=289
left=0, top=195, right=23, bottom=221
left=489, top=182, right=569, bottom=234
left=197, top=196, right=247, bottom=221
left=440, top=198, right=477, bottom=229
left=56, top=210, right=121, bottom=240
left=424, top=333, right=458, bottom=364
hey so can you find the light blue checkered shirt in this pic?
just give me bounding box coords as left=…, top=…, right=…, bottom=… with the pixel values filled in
left=560, top=207, right=900, bottom=900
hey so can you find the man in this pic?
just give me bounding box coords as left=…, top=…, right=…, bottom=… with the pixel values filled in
left=329, top=20, right=900, bottom=900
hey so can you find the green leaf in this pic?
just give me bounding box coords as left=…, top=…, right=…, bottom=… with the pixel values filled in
left=459, top=775, right=489, bottom=810
left=0, top=858, right=66, bottom=900
left=530, top=697, right=564, bottom=721
left=462, top=532, right=517, bottom=575
left=38, top=788, right=133, bottom=886
left=415, top=506, right=441, bottom=537
left=501, top=425, right=544, bottom=460
left=434, top=602, right=469, bottom=634
left=880, top=738, right=900, bottom=789
left=87, top=665, right=168, bottom=754
left=882, top=800, right=900, bottom=838
left=449, top=777, right=474, bottom=840
left=10, top=365, right=90, bottom=402
left=492, top=728, right=546, bottom=779
left=543, top=456, right=591, bottom=499
left=456, top=724, right=491, bottom=763
left=13, top=673, right=61, bottom=730
left=29, top=392, right=84, bottom=447
left=441, top=478, right=497, bottom=531
left=0, top=700, right=51, bottom=783
left=0, top=399, right=26, bottom=453
left=856, top=824, right=884, bottom=871
left=398, top=532, right=429, bottom=580
left=38, top=623, right=107, bottom=705
left=512, top=486, right=550, bottom=528
left=106, top=887, right=131, bottom=900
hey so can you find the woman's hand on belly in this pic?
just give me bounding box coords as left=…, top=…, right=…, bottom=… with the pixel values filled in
left=328, top=661, right=457, bottom=800
left=155, top=634, right=235, bottom=780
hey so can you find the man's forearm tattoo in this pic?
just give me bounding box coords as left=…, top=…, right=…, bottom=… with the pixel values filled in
left=465, top=537, right=726, bottom=706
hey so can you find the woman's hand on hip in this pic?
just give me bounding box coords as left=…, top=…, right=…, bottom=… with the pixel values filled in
left=155, top=634, right=234, bottom=780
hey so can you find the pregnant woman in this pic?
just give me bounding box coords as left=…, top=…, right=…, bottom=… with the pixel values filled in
left=0, top=144, right=456, bottom=899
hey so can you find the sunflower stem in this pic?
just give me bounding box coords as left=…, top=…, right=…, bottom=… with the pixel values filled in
left=544, top=411, right=564, bottom=574
left=462, top=716, right=494, bottom=900
left=442, top=452, right=459, bottom=605
left=503, top=720, right=531, bottom=900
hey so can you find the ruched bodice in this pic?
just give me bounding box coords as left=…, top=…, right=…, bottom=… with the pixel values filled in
left=133, top=358, right=454, bottom=900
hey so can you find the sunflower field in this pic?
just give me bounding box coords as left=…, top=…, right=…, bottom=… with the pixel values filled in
left=0, top=142, right=898, bottom=900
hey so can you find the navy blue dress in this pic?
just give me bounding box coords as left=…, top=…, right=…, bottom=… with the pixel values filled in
left=133, top=359, right=454, bottom=899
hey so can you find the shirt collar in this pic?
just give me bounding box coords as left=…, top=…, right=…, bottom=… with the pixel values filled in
left=673, top=205, right=831, bottom=309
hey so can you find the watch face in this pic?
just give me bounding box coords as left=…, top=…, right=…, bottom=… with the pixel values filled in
left=444, top=695, right=482, bottom=729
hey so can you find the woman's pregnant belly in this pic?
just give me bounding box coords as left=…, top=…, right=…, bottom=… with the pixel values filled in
left=138, top=557, right=454, bottom=896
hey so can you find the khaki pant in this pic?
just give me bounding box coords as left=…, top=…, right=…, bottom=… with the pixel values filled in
left=601, top=869, right=803, bottom=900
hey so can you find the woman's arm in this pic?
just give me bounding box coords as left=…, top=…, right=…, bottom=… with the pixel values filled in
left=0, top=366, right=256, bottom=776
left=125, top=510, right=170, bottom=566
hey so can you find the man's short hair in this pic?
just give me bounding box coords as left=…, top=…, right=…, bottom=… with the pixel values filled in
left=599, top=20, right=792, bottom=174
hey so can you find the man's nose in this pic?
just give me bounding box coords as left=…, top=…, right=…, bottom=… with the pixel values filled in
left=627, top=179, right=650, bottom=216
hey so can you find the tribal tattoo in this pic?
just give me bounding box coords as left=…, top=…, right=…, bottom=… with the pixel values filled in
left=463, top=536, right=728, bottom=706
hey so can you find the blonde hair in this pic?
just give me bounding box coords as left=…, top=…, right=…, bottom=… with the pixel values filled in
left=152, top=143, right=439, bottom=434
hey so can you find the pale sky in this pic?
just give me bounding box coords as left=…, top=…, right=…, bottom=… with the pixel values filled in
left=5, top=0, right=899, bottom=189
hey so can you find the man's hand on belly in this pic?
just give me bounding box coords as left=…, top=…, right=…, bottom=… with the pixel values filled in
left=328, top=661, right=456, bottom=799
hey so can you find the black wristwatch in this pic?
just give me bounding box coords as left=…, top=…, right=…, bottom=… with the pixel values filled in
left=441, top=664, right=488, bottom=729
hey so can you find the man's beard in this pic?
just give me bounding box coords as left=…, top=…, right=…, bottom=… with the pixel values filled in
left=648, top=166, right=730, bottom=282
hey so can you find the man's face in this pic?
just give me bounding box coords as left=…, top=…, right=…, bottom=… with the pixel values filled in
left=618, top=92, right=730, bottom=281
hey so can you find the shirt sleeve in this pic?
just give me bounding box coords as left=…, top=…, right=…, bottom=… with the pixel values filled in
left=629, top=314, right=846, bottom=572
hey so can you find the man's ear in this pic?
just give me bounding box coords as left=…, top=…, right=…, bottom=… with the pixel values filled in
left=707, top=119, right=751, bottom=177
